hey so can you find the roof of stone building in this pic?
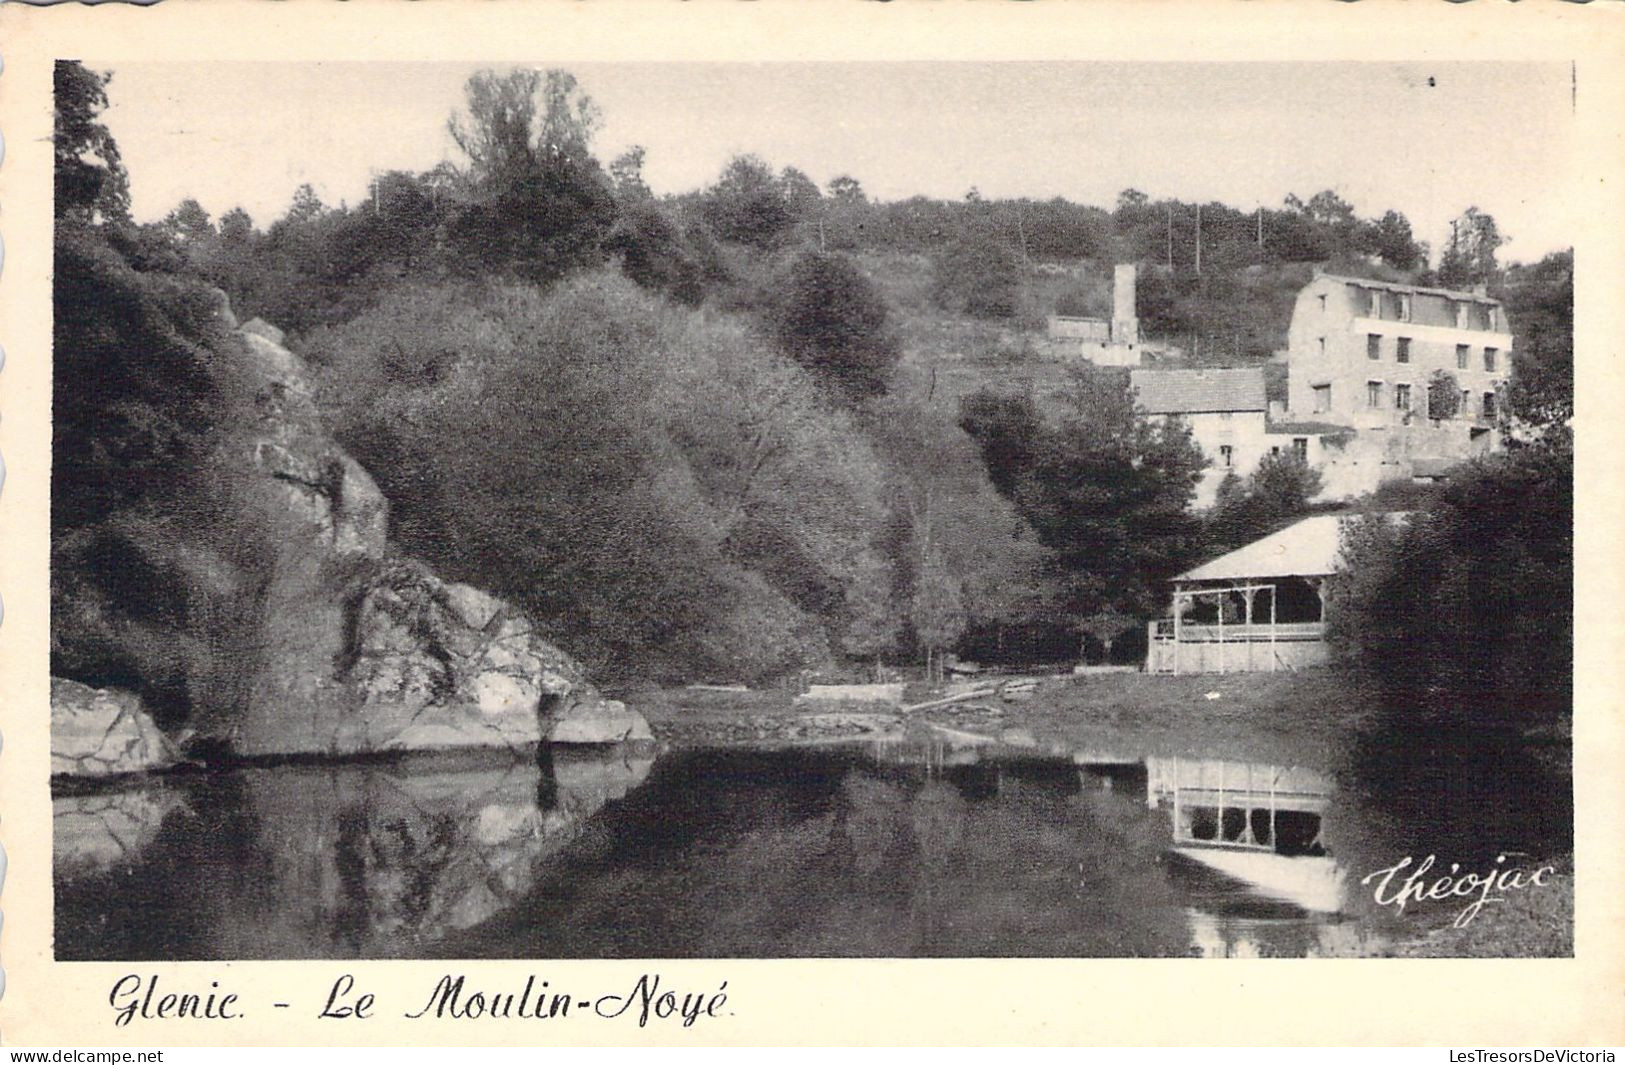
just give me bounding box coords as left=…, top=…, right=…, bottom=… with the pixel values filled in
left=1317, top=273, right=1504, bottom=306
left=1131, top=368, right=1266, bottom=415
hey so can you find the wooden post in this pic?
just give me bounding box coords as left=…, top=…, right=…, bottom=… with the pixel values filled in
left=1173, top=587, right=1184, bottom=675
left=1243, top=584, right=1254, bottom=672
left=1269, top=582, right=1278, bottom=673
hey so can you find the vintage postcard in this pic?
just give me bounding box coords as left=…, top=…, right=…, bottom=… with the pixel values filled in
left=1, top=0, right=1622, bottom=1047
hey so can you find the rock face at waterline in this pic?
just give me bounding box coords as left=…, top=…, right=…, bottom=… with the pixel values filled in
left=548, top=697, right=655, bottom=745
left=53, top=299, right=625, bottom=762
left=51, top=679, right=181, bottom=778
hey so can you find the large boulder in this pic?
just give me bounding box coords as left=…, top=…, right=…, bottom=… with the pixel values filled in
left=51, top=679, right=181, bottom=778
left=547, top=697, right=654, bottom=745
left=319, top=560, right=594, bottom=756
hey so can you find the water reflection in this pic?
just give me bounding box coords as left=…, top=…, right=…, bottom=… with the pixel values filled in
left=55, top=748, right=652, bottom=960
left=1148, top=757, right=1346, bottom=915
left=52, top=736, right=1440, bottom=959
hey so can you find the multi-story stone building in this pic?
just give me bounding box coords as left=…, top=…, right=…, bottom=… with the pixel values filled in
left=1285, top=272, right=1511, bottom=430
left=1280, top=272, right=1512, bottom=497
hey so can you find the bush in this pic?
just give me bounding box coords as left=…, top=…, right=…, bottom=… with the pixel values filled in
left=768, top=251, right=900, bottom=400
left=52, top=222, right=283, bottom=725
left=307, top=271, right=902, bottom=683
left=932, top=236, right=1020, bottom=319
left=1329, top=440, right=1572, bottom=732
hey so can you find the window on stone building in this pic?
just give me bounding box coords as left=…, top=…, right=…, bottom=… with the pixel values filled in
left=1460, top=389, right=1471, bottom=419
left=1457, top=344, right=1470, bottom=369
left=1367, top=381, right=1383, bottom=409
left=1398, top=293, right=1412, bottom=322
left=1218, top=445, right=1233, bottom=468
left=1395, top=383, right=1412, bottom=411
left=1397, top=337, right=1411, bottom=364
left=1367, top=290, right=1381, bottom=318
left=1483, top=392, right=1497, bottom=420
left=1367, top=334, right=1381, bottom=360
left=1312, top=384, right=1331, bottom=413
left=1293, top=438, right=1309, bottom=460
left=1484, top=347, right=1498, bottom=372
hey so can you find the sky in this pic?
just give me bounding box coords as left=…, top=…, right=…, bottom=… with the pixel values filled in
left=99, top=61, right=1577, bottom=264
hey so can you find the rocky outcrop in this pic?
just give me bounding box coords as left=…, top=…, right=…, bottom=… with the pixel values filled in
left=54, top=294, right=615, bottom=763
left=51, top=679, right=180, bottom=778
left=323, top=560, right=591, bottom=755
left=222, top=316, right=611, bottom=757
left=548, top=697, right=654, bottom=745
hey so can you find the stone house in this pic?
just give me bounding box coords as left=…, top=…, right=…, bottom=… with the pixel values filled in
left=1131, top=367, right=1269, bottom=508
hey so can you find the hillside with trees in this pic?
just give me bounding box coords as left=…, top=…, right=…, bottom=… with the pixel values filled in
left=57, top=61, right=1573, bottom=689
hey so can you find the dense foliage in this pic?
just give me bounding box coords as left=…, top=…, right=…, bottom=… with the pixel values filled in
left=959, top=371, right=1206, bottom=655
left=52, top=221, right=281, bottom=726
left=1329, top=440, right=1573, bottom=731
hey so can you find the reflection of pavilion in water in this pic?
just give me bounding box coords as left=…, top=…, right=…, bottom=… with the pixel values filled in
left=1147, top=757, right=1347, bottom=918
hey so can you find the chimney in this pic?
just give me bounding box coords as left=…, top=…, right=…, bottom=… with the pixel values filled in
left=1112, top=263, right=1139, bottom=346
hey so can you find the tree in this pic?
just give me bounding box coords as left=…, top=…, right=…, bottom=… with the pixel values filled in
left=609, top=145, right=651, bottom=202
left=779, top=166, right=823, bottom=218
left=960, top=369, right=1205, bottom=645
left=1366, top=210, right=1422, bottom=272
left=1427, top=369, right=1462, bottom=421
left=1437, top=207, right=1504, bottom=288
left=604, top=200, right=706, bottom=305
left=218, top=207, right=255, bottom=245
left=932, top=235, right=1020, bottom=319
left=768, top=251, right=899, bottom=399
left=700, top=155, right=796, bottom=249
left=284, top=183, right=327, bottom=225
left=54, top=61, right=131, bottom=224
left=956, top=388, right=1043, bottom=497
left=827, top=175, right=867, bottom=204
left=1329, top=440, right=1571, bottom=730
left=1504, top=250, right=1573, bottom=436
left=911, top=541, right=967, bottom=684
left=163, top=199, right=215, bottom=247
left=443, top=68, right=616, bottom=283
left=1205, top=450, right=1323, bottom=553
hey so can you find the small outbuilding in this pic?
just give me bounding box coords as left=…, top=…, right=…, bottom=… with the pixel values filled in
left=1146, top=513, right=1367, bottom=674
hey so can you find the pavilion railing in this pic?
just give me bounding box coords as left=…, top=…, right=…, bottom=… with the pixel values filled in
left=1150, top=620, right=1324, bottom=643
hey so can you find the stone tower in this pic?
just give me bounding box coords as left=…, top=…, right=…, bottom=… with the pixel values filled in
left=1112, top=263, right=1139, bottom=347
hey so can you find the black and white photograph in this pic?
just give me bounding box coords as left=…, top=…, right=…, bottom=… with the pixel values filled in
left=44, top=56, right=1579, bottom=965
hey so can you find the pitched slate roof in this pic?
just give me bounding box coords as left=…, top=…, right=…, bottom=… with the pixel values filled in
left=1131, top=368, right=1266, bottom=415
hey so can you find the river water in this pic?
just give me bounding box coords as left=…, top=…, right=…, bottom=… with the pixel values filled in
left=53, top=729, right=1570, bottom=959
